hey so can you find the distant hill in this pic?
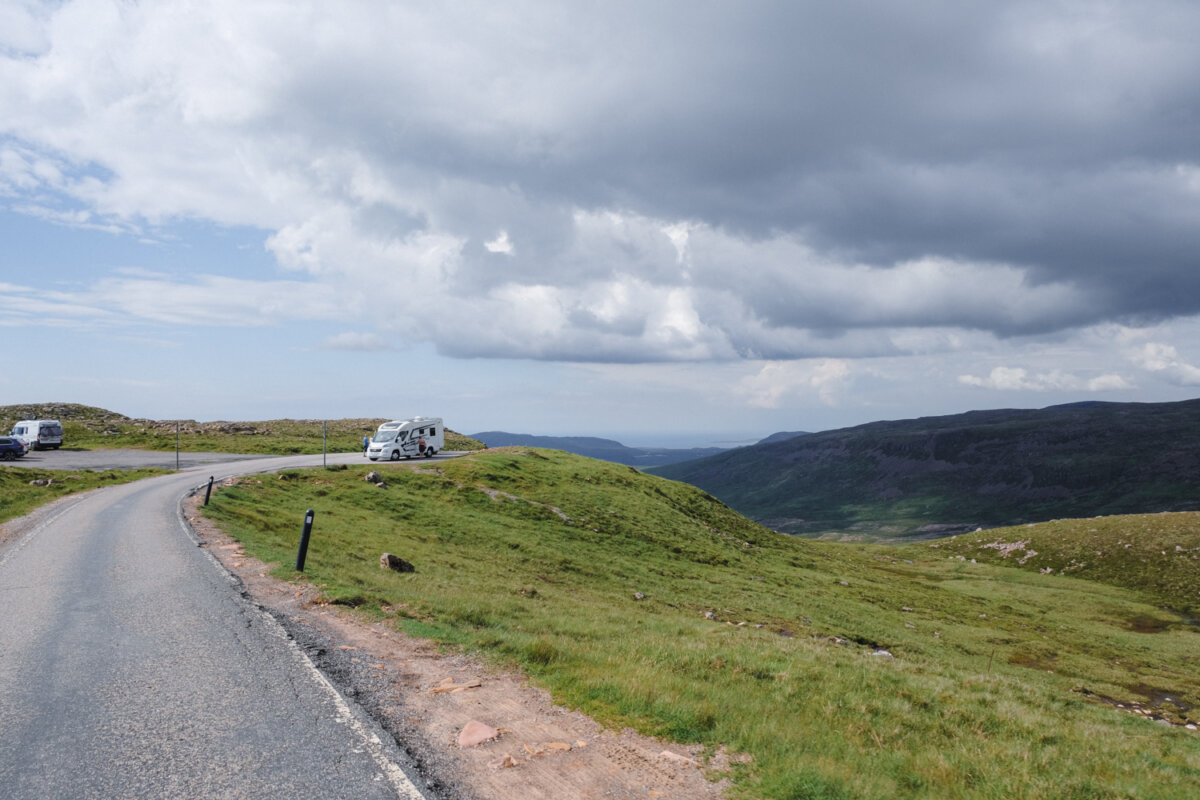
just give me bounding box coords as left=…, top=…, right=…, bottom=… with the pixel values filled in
left=470, top=431, right=726, bottom=467
left=652, top=399, right=1200, bottom=539
left=756, top=430, right=812, bottom=445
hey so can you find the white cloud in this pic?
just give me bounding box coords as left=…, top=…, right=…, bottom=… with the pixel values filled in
left=2, top=274, right=351, bottom=330
left=3, top=0, right=1200, bottom=372
left=0, top=0, right=52, bottom=55
left=321, top=331, right=391, bottom=351
left=1130, top=342, right=1200, bottom=385
left=737, top=360, right=851, bottom=408
left=958, top=366, right=1132, bottom=392
left=484, top=231, right=514, bottom=254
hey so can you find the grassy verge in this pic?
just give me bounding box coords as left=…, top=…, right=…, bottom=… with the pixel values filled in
left=0, top=465, right=170, bottom=525
left=202, top=448, right=1200, bottom=799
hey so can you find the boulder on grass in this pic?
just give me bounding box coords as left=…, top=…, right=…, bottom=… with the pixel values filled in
left=380, top=553, right=415, bottom=573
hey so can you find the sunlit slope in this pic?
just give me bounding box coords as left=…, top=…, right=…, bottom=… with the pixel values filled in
left=913, top=512, right=1200, bottom=614
left=653, top=398, right=1200, bottom=538
left=202, top=447, right=1200, bottom=800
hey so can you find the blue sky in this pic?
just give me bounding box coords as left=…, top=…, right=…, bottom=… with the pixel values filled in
left=4, top=1, right=1200, bottom=447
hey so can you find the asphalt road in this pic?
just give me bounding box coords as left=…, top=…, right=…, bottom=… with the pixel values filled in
left=0, top=453, right=432, bottom=799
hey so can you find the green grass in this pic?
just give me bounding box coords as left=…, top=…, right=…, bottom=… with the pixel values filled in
left=202, top=447, right=1200, bottom=799
left=0, top=465, right=170, bottom=524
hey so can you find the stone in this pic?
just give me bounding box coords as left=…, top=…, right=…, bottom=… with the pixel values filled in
left=487, top=753, right=516, bottom=769
left=365, top=470, right=381, bottom=483
left=633, top=591, right=646, bottom=600
left=458, top=720, right=499, bottom=747
left=380, top=553, right=416, bottom=573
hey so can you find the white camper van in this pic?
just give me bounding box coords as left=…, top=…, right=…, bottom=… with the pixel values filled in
left=367, top=417, right=444, bottom=461
left=10, top=419, right=63, bottom=450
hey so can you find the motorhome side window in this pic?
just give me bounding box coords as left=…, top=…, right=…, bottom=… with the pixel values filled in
left=430, top=427, right=436, bottom=435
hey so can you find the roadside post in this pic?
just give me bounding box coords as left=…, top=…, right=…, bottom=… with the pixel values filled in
left=323, top=420, right=327, bottom=468
left=203, top=476, right=214, bottom=506
left=295, top=509, right=315, bottom=571
left=175, top=422, right=180, bottom=470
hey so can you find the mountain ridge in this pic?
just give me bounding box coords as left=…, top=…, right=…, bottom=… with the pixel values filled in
left=653, top=398, right=1200, bottom=539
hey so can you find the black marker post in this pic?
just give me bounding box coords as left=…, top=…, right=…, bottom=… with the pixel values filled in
left=295, top=509, right=315, bottom=571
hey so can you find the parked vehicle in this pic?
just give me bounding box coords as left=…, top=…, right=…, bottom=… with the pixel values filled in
left=367, top=417, right=444, bottom=461
left=0, top=436, right=28, bottom=460
left=10, top=419, right=63, bottom=450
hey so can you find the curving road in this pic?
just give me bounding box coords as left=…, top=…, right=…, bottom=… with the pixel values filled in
left=0, top=453, right=431, bottom=799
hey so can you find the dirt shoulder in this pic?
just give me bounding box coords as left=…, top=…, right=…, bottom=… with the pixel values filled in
left=182, top=491, right=735, bottom=800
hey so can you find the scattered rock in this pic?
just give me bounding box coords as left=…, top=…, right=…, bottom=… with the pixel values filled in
left=365, top=470, right=381, bottom=483
left=458, top=720, right=500, bottom=747
left=487, top=753, right=517, bottom=769
left=380, top=553, right=416, bottom=573
left=871, top=649, right=894, bottom=658
left=633, top=592, right=646, bottom=600
left=430, top=678, right=482, bottom=694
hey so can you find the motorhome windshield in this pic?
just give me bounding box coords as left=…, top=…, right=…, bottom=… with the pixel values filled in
left=373, top=429, right=408, bottom=444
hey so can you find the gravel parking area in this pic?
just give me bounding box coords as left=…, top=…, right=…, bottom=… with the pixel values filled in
left=14, top=448, right=449, bottom=471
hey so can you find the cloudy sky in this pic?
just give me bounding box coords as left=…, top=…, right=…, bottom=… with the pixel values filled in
left=3, top=0, right=1200, bottom=446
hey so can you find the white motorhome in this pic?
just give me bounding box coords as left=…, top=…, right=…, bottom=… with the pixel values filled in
left=367, top=417, right=444, bottom=461
left=10, top=419, right=63, bottom=450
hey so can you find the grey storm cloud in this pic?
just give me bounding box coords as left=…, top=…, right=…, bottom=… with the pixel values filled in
left=3, top=0, right=1200, bottom=361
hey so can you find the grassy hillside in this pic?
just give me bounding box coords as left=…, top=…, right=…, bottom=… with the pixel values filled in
left=0, top=403, right=484, bottom=455
left=202, top=448, right=1200, bottom=800
left=910, top=512, right=1200, bottom=615
left=653, top=398, right=1200, bottom=539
